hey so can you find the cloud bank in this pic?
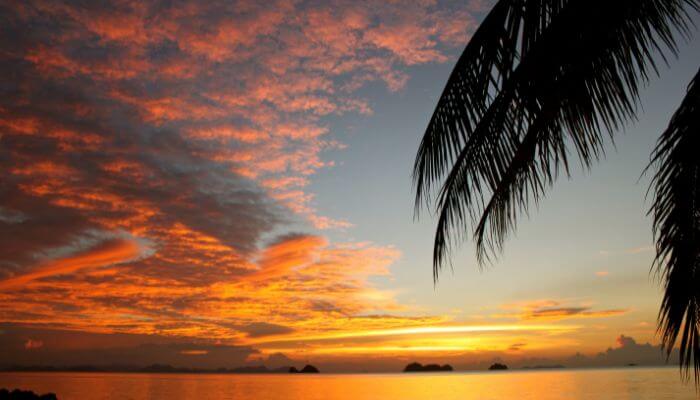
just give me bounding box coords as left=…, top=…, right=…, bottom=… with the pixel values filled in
left=0, top=0, right=481, bottom=348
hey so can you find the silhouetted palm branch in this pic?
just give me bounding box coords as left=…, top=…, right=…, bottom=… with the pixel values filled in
left=414, top=0, right=566, bottom=216
left=414, top=0, right=697, bottom=278
left=649, top=68, right=700, bottom=381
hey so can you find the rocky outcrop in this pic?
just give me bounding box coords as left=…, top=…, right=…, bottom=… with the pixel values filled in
left=0, top=389, right=57, bottom=400
left=289, top=364, right=319, bottom=373
left=300, top=365, right=319, bottom=373
left=403, top=362, right=453, bottom=372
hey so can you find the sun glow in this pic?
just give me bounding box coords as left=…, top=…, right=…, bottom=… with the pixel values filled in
left=247, top=323, right=579, bottom=345
left=245, top=323, right=582, bottom=357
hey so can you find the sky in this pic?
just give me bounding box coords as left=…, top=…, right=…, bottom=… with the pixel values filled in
left=1, top=0, right=699, bottom=372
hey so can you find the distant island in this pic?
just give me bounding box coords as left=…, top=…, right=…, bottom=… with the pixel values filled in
left=488, top=363, right=508, bottom=370
left=289, top=365, right=320, bottom=373
left=2, top=363, right=326, bottom=375
left=0, top=388, right=57, bottom=400
left=1, top=364, right=291, bottom=374
left=403, top=362, right=453, bottom=372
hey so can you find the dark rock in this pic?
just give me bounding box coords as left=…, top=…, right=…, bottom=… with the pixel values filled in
left=403, top=362, right=423, bottom=372
left=300, top=365, right=319, bottom=373
left=0, top=388, right=58, bottom=400
left=289, top=366, right=299, bottom=373
left=488, top=363, right=508, bottom=370
left=403, top=362, right=453, bottom=372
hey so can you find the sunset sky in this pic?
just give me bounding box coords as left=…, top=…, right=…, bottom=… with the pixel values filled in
left=1, top=0, right=700, bottom=372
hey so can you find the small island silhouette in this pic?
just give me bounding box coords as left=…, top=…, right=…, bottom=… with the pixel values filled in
left=289, top=365, right=320, bottom=373
left=0, top=388, right=57, bottom=400
left=403, top=362, right=453, bottom=372
left=488, top=363, right=508, bottom=370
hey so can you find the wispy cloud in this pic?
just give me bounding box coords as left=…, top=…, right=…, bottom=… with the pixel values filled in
left=494, top=300, right=627, bottom=322
left=625, top=245, right=654, bottom=255
left=597, top=245, right=654, bottom=257
left=0, top=238, right=144, bottom=290
left=0, top=233, right=404, bottom=344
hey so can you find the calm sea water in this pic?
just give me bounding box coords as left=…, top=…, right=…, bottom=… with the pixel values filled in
left=0, top=367, right=695, bottom=400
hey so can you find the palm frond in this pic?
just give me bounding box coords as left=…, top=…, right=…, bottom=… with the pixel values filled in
left=649, top=67, right=700, bottom=382
left=415, top=0, right=698, bottom=280
left=413, top=0, right=567, bottom=216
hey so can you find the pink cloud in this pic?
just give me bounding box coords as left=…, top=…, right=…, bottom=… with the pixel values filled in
left=13, top=0, right=478, bottom=230
left=187, top=125, right=270, bottom=144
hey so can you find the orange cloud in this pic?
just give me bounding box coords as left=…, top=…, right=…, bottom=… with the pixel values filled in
left=0, top=116, right=40, bottom=135
left=0, top=239, right=143, bottom=290
left=253, top=235, right=328, bottom=281
left=180, top=350, right=209, bottom=355
left=0, top=232, right=406, bottom=347
left=186, top=125, right=270, bottom=143
left=0, top=0, right=484, bottom=360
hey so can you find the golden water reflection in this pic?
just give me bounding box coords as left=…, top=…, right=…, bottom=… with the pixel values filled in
left=0, top=367, right=694, bottom=400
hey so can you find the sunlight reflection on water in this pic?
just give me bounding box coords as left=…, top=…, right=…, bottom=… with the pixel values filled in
left=0, top=367, right=695, bottom=400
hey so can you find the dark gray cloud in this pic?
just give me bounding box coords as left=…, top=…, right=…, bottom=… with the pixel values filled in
left=572, top=334, right=680, bottom=367
left=520, top=306, right=627, bottom=320
left=0, top=324, right=257, bottom=369
left=452, top=335, right=681, bottom=371
left=0, top=4, right=283, bottom=283
left=239, top=322, right=296, bottom=338
left=264, top=352, right=296, bottom=368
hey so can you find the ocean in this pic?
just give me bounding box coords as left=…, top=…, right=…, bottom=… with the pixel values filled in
left=0, top=367, right=695, bottom=399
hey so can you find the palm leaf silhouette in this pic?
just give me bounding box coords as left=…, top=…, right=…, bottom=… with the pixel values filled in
left=649, top=68, right=700, bottom=380
left=414, top=0, right=700, bottom=379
